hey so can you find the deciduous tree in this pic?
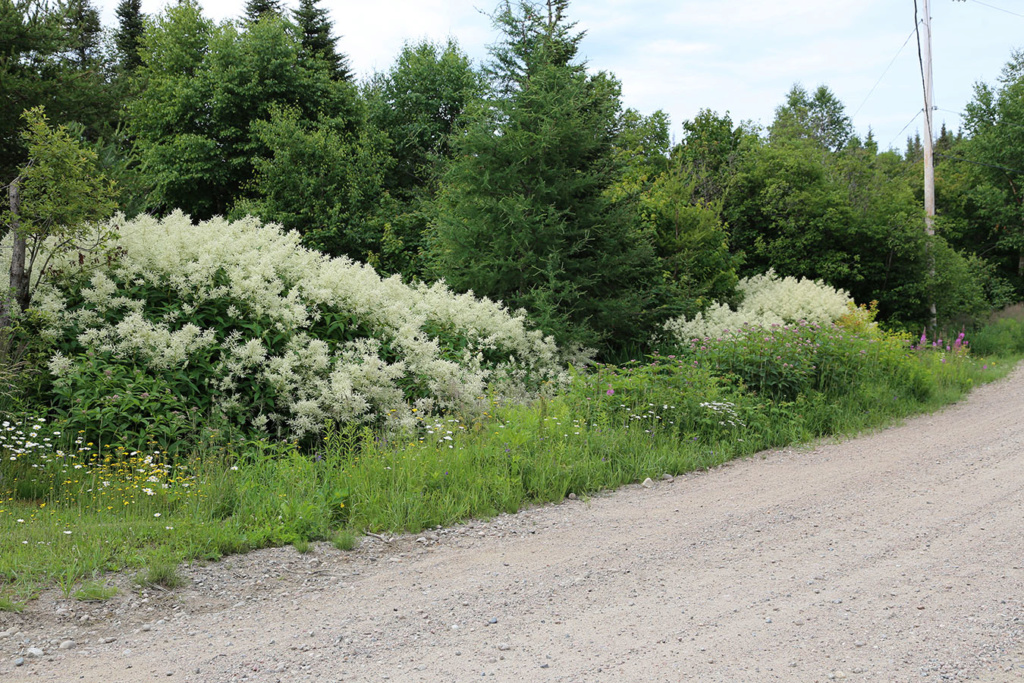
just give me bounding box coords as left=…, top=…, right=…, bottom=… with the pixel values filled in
left=127, top=2, right=358, bottom=219
left=1, top=107, right=116, bottom=323
left=956, top=50, right=1024, bottom=294
left=363, top=38, right=482, bottom=275
left=770, top=84, right=853, bottom=153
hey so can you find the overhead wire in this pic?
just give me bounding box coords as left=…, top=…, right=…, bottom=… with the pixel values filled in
left=934, top=152, right=1024, bottom=175
left=851, top=23, right=922, bottom=119
left=968, top=0, right=1024, bottom=18
left=888, top=108, right=924, bottom=149
left=889, top=2, right=1023, bottom=151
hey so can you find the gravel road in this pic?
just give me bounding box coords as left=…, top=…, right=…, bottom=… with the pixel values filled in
left=2, top=365, right=1023, bottom=683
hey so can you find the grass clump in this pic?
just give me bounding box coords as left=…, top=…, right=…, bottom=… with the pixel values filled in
left=0, top=596, right=26, bottom=612
left=332, top=529, right=359, bottom=551
left=74, top=580, right=118, bottom=602
left=135, top=549, right=186, bottom=589
left=969, top=316, right=1024, bottom=357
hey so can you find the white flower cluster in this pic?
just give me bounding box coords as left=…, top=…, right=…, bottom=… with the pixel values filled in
left=35, top=212, right=566, bottom=436
left=663, top=269, right=854, bottom=341
left=699, top=401, right=745, bottom=428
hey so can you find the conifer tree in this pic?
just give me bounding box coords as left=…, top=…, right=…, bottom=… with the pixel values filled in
left=243, top=0, right=282, bottom=24
left=292, top=0, right=350, bottom=80
left=1, top=0, right=62, bottom=180
left=62, top=0, right=103, bottom=68
left=1, top=0, right=116, bottom=180
left=114, top=0, right=145, bottom=71
left=431, top=0, right=656, bottom=351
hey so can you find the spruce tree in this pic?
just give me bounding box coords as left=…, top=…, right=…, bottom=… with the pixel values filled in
left=485, top=0, right=581, bottom=95
left=431, top=0, right=656, bottom=352
left=243, top=0, right=282, bottom=24
left=114, top=0, right=145, bottom=71
left=293, top=0, right=350, bottom=80
left=1, top=0, right=116, bottom=180
left=63, top=0, right=103, bottom=68
left=1, top=0, right=63, bottom=180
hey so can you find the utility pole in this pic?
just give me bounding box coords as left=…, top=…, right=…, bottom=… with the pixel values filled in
left=920, top=0, right=938, bottom=329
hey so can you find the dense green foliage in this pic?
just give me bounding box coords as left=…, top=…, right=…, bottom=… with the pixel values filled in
left=231, top=106, right=394, bottom=264
left=5, top=0, right=1021, bottom=350
left=431, top=1, right=658, bottom=350
left=939, top=51, right=1024, bottom=297
left=127, top=2, right=358, bottom=219
left=363, top=39, right=482, bottom=275
left=0, top=0, right=115, bottom=181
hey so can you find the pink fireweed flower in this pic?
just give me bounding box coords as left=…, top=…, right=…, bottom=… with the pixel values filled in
left=606, top=385, right=614, bottom=396
left=953, top=330, right=966, bottom=352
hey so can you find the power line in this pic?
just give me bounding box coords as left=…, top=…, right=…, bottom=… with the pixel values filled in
left=852, top=23, right=921, bottom=119
left=969, top=0, right=1024, bottom=18
left=935, top=152, right=1024, bottom=175
left=937, top=106, right=1024, bottom=133
left=888, top=108, right=924, bottom=149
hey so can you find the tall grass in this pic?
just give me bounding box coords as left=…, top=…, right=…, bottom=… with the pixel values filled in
left=970, top=315, right=1024, bottom=356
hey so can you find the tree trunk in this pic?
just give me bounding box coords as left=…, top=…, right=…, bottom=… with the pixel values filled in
left=3, top=179, right=29, bottom=327
left=11, top=232, right=28, bottom=313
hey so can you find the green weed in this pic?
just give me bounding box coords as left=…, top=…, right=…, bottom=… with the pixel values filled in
left=332, top=529, right=359, bottom=551
left=135, top=549, right=185, bottom=589
left=74, top=580, right=118, bottom=602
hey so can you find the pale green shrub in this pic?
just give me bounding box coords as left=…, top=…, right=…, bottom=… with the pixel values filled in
left=663, top=269, right=860, bottom=341
left=31, top=212, right=566, bottom=439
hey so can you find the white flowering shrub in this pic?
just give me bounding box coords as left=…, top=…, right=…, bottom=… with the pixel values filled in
left=662, top=269, right=862, bottom=342
left=33, top=212, right=565, bottom=446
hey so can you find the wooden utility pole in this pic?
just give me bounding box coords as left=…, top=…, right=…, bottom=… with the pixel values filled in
left=920, top=0, right=938, bottom=329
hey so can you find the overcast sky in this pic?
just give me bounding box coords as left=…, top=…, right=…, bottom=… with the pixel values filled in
left=98, top=0, right=1024, bottom=152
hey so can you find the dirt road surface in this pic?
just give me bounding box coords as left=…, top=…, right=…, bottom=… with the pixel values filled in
left=2, top=366, right=1023, bottom=683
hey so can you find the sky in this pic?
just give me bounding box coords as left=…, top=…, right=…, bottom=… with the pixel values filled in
left=97, top=0, right=1024, bottom=152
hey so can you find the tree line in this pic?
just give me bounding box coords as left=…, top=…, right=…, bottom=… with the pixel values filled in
left=2, top=0, right=1022, bottom=357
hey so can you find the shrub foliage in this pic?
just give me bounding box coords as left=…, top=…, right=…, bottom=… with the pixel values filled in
left=33, top=212, right=565, bottom=448
left=663, top=269, right=867, bottom=342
